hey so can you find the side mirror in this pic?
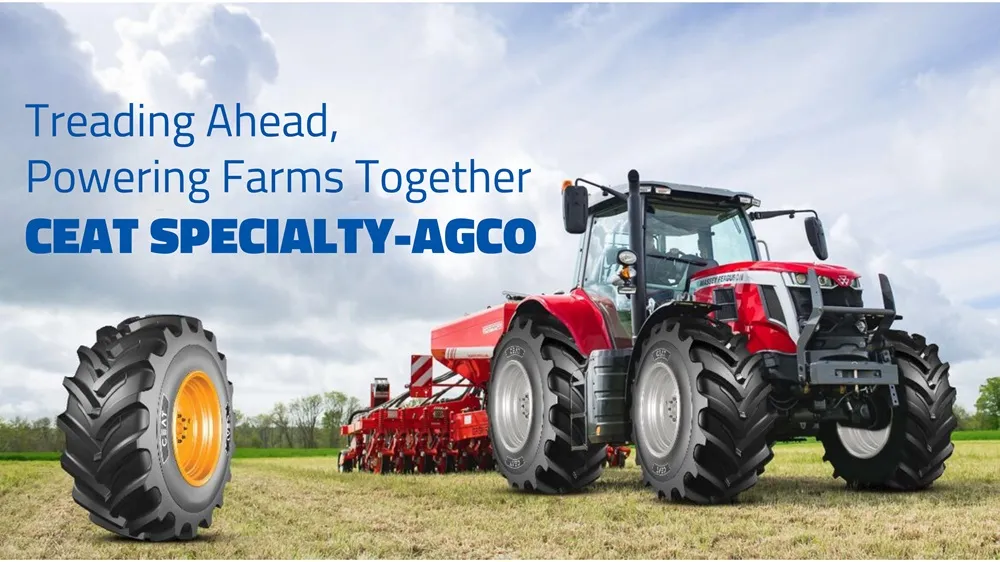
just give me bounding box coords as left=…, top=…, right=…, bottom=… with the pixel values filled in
left=563, top=184, right=589, bottom=234
left=804, top=216, right=829, bottom=261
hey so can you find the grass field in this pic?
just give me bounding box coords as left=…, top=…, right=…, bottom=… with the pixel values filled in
left=1, top=440, right=999, bottom=559
left=2, top=430, right=997, bottom=462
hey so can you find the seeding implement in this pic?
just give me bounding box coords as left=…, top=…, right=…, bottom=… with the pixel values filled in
left=338, top=356, right=632, bottom=474
left=342, top=169, right=957, bottom=504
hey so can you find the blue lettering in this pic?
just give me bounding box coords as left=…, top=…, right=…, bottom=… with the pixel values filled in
left=339, top=219, right=363, bottom=254
left=476, top=218, right=503, bottom=254
left=445, top=218, right=475, bottom=254
left=212, top=218, right=239, bottom=254
left=180, top=219, right=211, bottom=253
left=505, top=218, right=535, bottom=254
left=150, top=218, right=178, bottom=254
left=365, top=219, right=393, bottom=254
left=25, top=218, right=51, bottom=254
left=413, top=219, right=444, bottom=253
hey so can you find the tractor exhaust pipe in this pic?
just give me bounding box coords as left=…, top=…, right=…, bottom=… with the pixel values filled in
left=627, top=169, right=647, bottom=338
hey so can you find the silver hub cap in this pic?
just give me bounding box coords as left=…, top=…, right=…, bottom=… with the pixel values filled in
left=636, top=362, right=682, bottom=459
left=836, top=412, right=892, bottom=459
left=494, top=360, right=533, bottom=452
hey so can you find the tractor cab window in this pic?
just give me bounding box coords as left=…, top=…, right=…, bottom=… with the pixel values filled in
left=579, top=202, right=756, bottom=335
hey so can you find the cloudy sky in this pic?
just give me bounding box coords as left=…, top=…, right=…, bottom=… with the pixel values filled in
left=1, top=3, right=998, bottom=420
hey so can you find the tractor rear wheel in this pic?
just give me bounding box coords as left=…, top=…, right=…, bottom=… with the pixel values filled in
left=487, top=316, right=605, bottom=493
left=631, top=316, right=775, bottom=504
left=818, top=330, right=957, bottom=490
left=57, top=315, right=234, bottom=541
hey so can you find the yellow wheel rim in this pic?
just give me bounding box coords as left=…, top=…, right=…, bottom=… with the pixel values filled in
left=172, top=371, right=222, bottom=487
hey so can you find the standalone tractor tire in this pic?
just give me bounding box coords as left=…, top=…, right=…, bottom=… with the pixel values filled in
left=818, top=330, right=956, bottom=491
left=57, top=315, right=234, bottom=541
left=487, top=316, right=605, bottom=493
left=631, top=316, right=776, bottom=504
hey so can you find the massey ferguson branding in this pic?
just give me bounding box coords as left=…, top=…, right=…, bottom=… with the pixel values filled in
left=482, top=320, right=503, bottom=335
left=690, top=272, right=749, bottom=290
left=158, top=395, right=171, bottom=465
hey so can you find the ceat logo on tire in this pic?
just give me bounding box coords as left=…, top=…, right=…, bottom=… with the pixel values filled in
left=159, top=395, right=171, bottom=465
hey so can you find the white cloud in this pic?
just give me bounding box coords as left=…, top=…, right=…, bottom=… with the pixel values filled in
left=95, top=4, right=278, bottom=105
left=3, top=3, right=999, bottom=419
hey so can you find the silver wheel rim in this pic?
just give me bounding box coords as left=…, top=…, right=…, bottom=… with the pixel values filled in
left=494, top=360, right=533, bottom=452
left=836, top=412, right=892, bottom=460
left=635, top=362, right=682, bottom=459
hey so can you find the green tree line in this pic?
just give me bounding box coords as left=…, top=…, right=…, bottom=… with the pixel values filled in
left=3, top=379, right=1000, bottom=453
left=1, top=390, right=365, bottom=452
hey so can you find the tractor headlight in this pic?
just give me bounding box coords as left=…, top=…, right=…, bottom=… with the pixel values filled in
left=818, top=275, right=834, bottom=288
left=617, top=249, right=638, bottom=266
left=850, top=277, right=862, bottom=290
left=793, top=272, right=808, bottom=285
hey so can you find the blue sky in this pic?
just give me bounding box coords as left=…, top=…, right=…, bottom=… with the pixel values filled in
left=1, top=2, right=999, bottom=418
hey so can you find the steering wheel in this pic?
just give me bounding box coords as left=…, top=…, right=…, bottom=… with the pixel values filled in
left=646, top=247, right=696, bottom=285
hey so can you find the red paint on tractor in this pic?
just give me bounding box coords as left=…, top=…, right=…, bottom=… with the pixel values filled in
left=517, top=288, right=615, bottom=355
left=691, top=267, right=797, bottom=354
left=691, top=260, right=860, bottom=282
left=340, top=288, right=624, bottom=476
left=430, top=302, right=517, bottom=387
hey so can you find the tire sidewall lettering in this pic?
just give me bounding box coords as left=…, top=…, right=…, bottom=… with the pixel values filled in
left=158, top=394, right=171, bottom=466
left=489, top=336, right=543, bottom=476
left=634, top=338, right=694, bottom=483
left=159, top=344, right=232, bottom=512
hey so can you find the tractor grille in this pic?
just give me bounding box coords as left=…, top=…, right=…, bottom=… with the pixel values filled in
left=788, top=286, right=863, bottom=323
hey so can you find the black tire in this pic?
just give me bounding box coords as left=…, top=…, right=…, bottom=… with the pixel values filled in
left=818, top=330, right=956, bottom=490
left=631, top=316, right=776, bottom=504
left=487, top=316, right=605, bottom=493
left=339, top=451, right=354, bottom=473
left=615, top=448, right=626, bottom=468
left=57, top=315, right=234, bottom=541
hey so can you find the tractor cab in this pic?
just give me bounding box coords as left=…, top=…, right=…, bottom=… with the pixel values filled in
left=563, top=172, right=830, bottom=340
left=572, top=186, right=760, bottom=335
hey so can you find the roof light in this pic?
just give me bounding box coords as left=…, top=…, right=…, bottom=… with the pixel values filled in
left=654, top=186, right=671, bottom=194
left=639, top=185, right=653, bottom=193
left=751, top=198, right=761, bottom=207
left=561, top=180, right=572, bottom=191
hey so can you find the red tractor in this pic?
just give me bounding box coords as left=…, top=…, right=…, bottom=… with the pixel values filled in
left=457, top=169, right=954, bottom=502
left=342, top=169, right=955, bottom=504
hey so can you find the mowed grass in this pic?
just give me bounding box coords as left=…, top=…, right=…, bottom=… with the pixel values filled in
left=1, top=441, right=999, bottom=559
left=0, top=447, right=346, bottom=462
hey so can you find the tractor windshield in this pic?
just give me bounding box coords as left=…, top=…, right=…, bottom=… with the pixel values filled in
left=578, top=202, right=756, bottom=335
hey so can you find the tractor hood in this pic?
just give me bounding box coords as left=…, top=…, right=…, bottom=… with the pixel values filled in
left=691, top=261, right=861, bottom=287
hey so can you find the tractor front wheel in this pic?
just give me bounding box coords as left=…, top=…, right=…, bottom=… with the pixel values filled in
left=818, top=330, right=957, bottom=490
left=631, top=316, right=775, bottom=504
left=487, top=316, right=605, bottom=493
